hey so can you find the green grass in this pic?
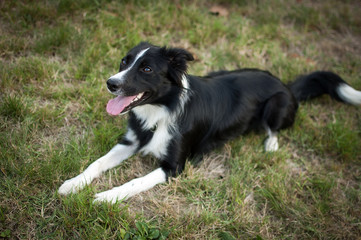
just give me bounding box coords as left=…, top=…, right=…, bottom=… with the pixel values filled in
left=1, top=0, right=361, bottom=239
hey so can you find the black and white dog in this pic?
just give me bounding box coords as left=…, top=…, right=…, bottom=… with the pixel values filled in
left=59, top=42, right=361, bottom=203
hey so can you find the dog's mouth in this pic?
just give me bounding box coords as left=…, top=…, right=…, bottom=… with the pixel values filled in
left=106, top=92, right=150, bottom=115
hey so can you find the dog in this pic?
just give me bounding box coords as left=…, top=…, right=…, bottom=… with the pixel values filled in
left=59, top=42, right=361, bottom=203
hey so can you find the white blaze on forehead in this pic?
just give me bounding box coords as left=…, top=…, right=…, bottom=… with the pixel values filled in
left=108, top=47, right=150, bottom=83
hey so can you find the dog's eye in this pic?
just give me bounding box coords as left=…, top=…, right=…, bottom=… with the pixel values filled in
left=121, top=59, right=127, bottom=65
left=142, top=67, right=152, bottom=73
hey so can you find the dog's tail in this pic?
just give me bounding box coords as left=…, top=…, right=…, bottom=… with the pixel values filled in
left=288, top=71, right=361, bottom=105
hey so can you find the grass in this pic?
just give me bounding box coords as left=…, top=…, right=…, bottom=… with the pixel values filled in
left=1, top=0, right=361, bottom=239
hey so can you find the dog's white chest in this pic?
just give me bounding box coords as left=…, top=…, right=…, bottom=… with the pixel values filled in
left=140, top=121, right=172, bottom=158
left=133, top=105, right=175, bottom=158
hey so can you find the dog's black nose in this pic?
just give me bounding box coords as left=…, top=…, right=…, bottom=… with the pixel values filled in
left=107, top=78, right=120, bottom=92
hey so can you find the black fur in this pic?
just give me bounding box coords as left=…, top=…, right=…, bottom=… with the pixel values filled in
left=288, top=71, right=347, bottom=102
left=109, top=42, right=357, bottom=179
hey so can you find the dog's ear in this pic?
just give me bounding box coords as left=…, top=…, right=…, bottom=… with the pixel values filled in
left=161, top=47, right=194, bottom=87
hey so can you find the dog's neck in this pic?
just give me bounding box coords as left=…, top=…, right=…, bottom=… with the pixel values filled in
left=131, top=74, right=191, bottom=131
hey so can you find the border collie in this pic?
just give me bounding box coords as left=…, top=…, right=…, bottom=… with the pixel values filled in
left=59, top=42, right=361, bottom=203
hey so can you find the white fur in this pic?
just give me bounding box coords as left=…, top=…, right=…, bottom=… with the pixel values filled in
left=58, top=138, right=138, bottom=195
left=140, top=116, right=174, bottom=158
left=337, top=84, right=361, bottom=105
left=179, top=75, right=191, bottom=112
left=93, top=168, right=166, bottom=203
left=132, top=105, right=170, bottom=130
left=181, top=74, right=189, bottom=89
left=265, top=128, right=279, bottom=152
left=108, top=47, right=150, bottom=85
left=265, top=135, right=279, bottom=152
left=124, top=128, right=138, bottom=143
left=132, top=105, right=174, bottom=158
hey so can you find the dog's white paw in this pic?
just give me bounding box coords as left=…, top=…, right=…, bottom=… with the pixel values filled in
left=58, top=175, right=88, bottom=195
left=93, top=187, right=130, bottom=204
left=265, top=136, right=279, bottom=152
left=93, top=168, right=166, bottom=204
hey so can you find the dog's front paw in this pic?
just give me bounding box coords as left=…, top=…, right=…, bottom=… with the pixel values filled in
left=93, top=186, right=132, bottom=204
left=94, top=189, right=127, bottom=204
left=58, top=175, right=88, bottom=195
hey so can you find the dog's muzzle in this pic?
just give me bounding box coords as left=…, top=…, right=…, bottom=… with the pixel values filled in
left=107, top=78, right=122, bottom=93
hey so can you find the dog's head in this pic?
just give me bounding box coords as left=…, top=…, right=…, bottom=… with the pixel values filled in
left=106, top=42, right=194, bottom=115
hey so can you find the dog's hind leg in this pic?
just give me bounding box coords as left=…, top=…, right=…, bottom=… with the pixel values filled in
left=264, top=127, right=279, bottom=152
left=262, top=92, right=297, bottom=152
left=58, top=130, right=138, bottom=195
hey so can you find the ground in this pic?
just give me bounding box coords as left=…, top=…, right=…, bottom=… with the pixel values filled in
left=0, top=0, right=360, bottom=239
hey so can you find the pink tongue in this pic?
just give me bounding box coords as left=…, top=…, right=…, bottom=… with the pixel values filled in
left=106, top=95, right=136, bottom=116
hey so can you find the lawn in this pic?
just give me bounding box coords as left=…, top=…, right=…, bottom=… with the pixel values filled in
left=1, top=0, right=360, bottom=239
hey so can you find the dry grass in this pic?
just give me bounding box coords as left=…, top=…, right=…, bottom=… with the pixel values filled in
left=1, top=0, right=361, bottom=239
